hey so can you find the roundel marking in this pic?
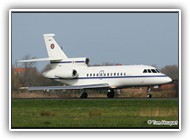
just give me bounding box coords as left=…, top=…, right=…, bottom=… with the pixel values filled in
left=50, top=43, right=55, bottom=49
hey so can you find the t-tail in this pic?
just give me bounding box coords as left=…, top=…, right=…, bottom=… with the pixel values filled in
left=18, top=33, right=90, bottom=67
left=18, top=34, right=67, bottom=63
left=43, top=34, right=67, bottom=59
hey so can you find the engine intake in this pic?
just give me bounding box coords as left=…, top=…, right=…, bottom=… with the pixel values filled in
left=72, top=69, right=77, bottom=77
left=54, top=69, right=78, bottom=79
left=72, top=57, right=90, bottom=65
left=85, top=58, right=90, bottom=65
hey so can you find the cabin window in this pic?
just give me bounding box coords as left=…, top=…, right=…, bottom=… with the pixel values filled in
left=93, top=73, right=95, bottom=76
left=124, top=72, right=126, bottom=76
left=107, top=73, right=109, bottom=76
left=90, top=73, right=92, bottom=76
left=148, top=69, right=151, bottom=73
left=114, top=73, right=116, bottom=76
left=87, top=74, right=89, bottom=77
left=117, top=73, right=119, bottom=76
left=110, top=73, right=112, bottom=76
left=97, top=73, right=99, bottom=76
left=121, top=73, right=123, bottom=76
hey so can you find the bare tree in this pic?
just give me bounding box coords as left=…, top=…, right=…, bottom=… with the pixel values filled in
left=11, top=65, right=22, bottom=92
left=160, top=65, right=178, bottom=80
left=41, top=64, right=52, bottom=73
left=18, top=54, right=37, bottom=86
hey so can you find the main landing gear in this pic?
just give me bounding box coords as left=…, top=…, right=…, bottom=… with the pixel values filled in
left=80, top=92, right=88, bottom=99
left=107, top=89, right=115, bottom=98
left=146, top=87, right=152, bottom=98
left=80, top=89, right=116, bottom=99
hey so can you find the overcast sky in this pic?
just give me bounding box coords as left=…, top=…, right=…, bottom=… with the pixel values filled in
left=11, top=10, right=179, bottom=70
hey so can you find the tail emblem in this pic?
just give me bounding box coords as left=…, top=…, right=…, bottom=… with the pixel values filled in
left=50, top=43, right=55, bottom=49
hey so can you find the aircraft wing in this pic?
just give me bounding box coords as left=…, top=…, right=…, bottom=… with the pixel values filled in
left=23, top=84, right=109, bottom=91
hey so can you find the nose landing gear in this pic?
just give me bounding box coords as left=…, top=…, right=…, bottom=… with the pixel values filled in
left=146, top=87, right=152, bottom=98
left=80, top=92, right=88, bottom=99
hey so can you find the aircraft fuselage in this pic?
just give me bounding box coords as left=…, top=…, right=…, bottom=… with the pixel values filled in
left=43, top=64, right=172, bottom=89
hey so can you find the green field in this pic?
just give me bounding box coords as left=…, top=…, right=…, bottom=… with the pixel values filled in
left=11, top=99, right=179, bottom=129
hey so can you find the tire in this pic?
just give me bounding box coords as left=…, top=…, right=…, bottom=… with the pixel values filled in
left=107, top=92, right=115, bottom=98
left=146, top=94, right=152, bottom=98
left=80, top=92, right=88, bottom=99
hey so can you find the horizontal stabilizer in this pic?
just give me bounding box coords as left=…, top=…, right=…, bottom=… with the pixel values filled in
left=18, top=57, right=63, bottom=63
left=25, top=84, right=109, bottom=91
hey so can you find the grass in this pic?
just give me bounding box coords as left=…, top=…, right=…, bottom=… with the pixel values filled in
left=11, top=99, right=179, bottom=129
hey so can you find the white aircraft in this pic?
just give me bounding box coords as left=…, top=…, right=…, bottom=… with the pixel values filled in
left=19, top=34, right=172, bottom=98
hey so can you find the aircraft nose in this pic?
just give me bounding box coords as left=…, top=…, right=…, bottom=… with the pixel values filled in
left=166, top=76, right=172, bottom=83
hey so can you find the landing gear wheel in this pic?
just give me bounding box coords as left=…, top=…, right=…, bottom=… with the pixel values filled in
left=80, top=92, right=88, bottom=99
left=146, top=87, right=152, bottom=98
left=146, top=94, right=152, bottom=98
left=107, top=90, right=115, bottom=98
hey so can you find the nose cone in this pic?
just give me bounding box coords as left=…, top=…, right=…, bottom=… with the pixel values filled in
left=165, top=76, right=172, bottom=83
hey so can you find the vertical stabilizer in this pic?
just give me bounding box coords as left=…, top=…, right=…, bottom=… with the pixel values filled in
left=44, top=34, right=68, bottom=59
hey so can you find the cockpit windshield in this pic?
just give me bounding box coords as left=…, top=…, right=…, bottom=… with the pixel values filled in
left=143, top=69, right=160, bottom=73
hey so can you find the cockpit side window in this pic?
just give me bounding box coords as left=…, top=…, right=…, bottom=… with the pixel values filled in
left=151, top=69, right=157, bottom=73
left=155, top=69, right=160, bottom=73
left=143, top=69, right=147, bottom=73
left=148, top=69, right=151, bottom=73
left=143, top=69, right=160, bottom=73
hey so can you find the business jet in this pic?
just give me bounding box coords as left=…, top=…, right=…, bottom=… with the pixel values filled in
left=19, top=34, right=172, bottom=98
